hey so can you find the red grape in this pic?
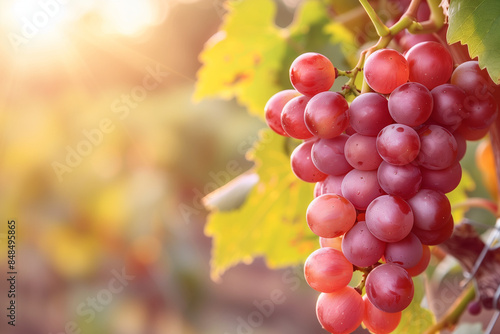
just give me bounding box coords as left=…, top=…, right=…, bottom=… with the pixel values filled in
left=451, top=60, right=495, bottom=96
left=304, top=247, right=353, bottom=293
left=366, top=263, right=414, bottom=313
left=290, top=141, right=327, bottom=183
left=348, top=93, right=393, bottom=136
left=312, top=135, right=353, bottom=176
left=281, top=95, right=314, bottom=139
left=306, top=194, right=356, bottom=238
left=342, top=170, right=385, bottom=210
left=345, top=134, right=383, bottom=171
left=342, top=221, right=386, bottom=267
left=377, top=161, right=422, bottom=199
left=316, top=287, right=364, bottom=334
left=265, top=90, right=301, bottom=136
left=408, top=188, right=451, bottom=231
left=388, top=82, right=433, bottom=126
left=430, top=84, right=468, bottom=128
left=364, top=49, right=409, bottom=94
left=416, top=125, right=457, bottom=170
left=420, top=162, right=462, bottom=193
left=405, top=41, right=454, bottom=90
left=305, top=92, right=349, bottom=139
left=290, top=52, right=336, bottom=96
left=384, top=232, right=423, bottom=268
left=314, top=174, right=344, bottom=197
left=412, top=215, right=454, bottom=245
left=366, top=195, right=413, bottom=243
left=377, top=124, right=421, bottom=165
left=406, top=244, right=431, bottom=276
left=363, top=295, right=402, bottom=334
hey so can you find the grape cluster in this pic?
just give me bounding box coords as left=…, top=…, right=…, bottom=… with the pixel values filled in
left=264, top=42, right=498, bottom=334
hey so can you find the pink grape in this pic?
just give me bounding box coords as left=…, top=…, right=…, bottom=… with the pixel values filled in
left=405, top=41, right=454, bottom=90
left=314, top=174, right=344, bottom=197
left=384, top=232, right=423, bottom=268
left=366, top=195, right=413, bottom=243
left=306, top=194, right=356, bottom=238
left=312, top=135, right=353, bottom=176
left=281, top=95, right=314, bottom=139
left=377, top=161, right=422, bottom=199
left=388, top=82, right=433, bottom=126
left=304, top=247, right=353, bottom=293
left=363, top=295, right=402, bottom=334
left=406, top=244, right=431, bottom=276
left=290, top=141, right=327, bottom=183
left=364, top=49, right=409, bottom=94
left=341, top=170, right=385, bottom=210
left=377, top=124, right=420, bottom=165
left=265, top=90, right=301, bottom=136
left=366, top=263, right=414, bottom=313
left=348, top=93, right=393, bottom=136
left=416, top=125, right=457, bottom=170
left=342, top=221, right=386, bottom=268
left=316, top=287, right=364, bottom=334
left=407, top=188, right=451, bottom=231
left=345, top=134, right=383, bottom=171
left=430, top=84, right=468, bottom=128
left=290, top=52, right=336, bottom=96
left=305, top=92, right=349, bottom=139
left=420, top=162, right=462, bottom=193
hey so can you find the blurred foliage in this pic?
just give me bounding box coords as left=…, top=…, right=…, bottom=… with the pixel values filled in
left=447, top=0, right=500, bottom=84
left=195, top=0, right=358, bottom=119
left=197, top=0, right=358, bottom=279
left=205, top=130, right=316, bottom=281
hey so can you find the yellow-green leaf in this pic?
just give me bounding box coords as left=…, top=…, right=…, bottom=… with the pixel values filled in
left=391, top=276, right=435, bottom=334
left=448, top=169, right=475, bottom=222
left=195, top=0, right=359, bottom=118
left=204, top=129, right=317, bottom=280
left=447, top=0, right=500, bottom=83
left=194, top=0, right=287, bottom=117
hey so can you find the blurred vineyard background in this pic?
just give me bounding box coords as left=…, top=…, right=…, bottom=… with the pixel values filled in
left=0, top=0, right=329, bottom=333
left=0, top=0, right=498, bottom=333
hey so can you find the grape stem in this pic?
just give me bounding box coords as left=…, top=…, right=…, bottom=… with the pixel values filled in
left=354, top=273, right=366, bottom=295
left=451, top=198, right=499, bottom=217
left=423, top=284, right=476, bottom=334
left=342, top=0, right=445, bottom=95
left=358, top=0, right=390, bottom=37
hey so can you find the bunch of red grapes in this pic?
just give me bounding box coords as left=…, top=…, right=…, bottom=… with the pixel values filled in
left=265, top=41, right=498, bottom=334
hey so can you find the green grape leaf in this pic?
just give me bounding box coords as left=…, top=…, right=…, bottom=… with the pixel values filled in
left=448, top=169, right=476, bottom=223
left=194, top=0, right=358, bottom=118
left=447, top=0, right=500, bottom=83
left=194, top=0, right=286, bottom=117
left=392, top=276, right=435, bottom=334
left=204, top=129, right=317, bottom=281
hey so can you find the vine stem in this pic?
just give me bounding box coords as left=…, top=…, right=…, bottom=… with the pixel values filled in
left=343, top=0, right=443, bottom=96
left=488, top=107, right=500, bottom=204
left=423, top=284, right=476, bottom=334
left=358, top=0, right=390, bottom=37
left=451, top=197, right=499, bottom=216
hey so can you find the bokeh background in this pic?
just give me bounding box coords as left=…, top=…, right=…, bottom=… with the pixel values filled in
left=0, top=0, right=499, bottom=334
left=0, top=0, right=330, bottom=333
